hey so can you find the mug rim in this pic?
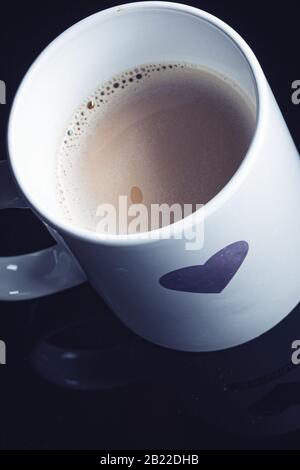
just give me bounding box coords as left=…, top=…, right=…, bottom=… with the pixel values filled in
left=7, top=1, right=266, bottom=247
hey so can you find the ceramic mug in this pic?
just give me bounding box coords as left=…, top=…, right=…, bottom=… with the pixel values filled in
left=1, top=2, right=300, bottom=351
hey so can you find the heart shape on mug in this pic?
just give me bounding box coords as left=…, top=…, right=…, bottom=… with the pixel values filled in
left=159, top=241, right=249, bottom=294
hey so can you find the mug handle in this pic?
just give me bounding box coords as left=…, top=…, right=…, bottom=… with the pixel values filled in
left=0, top=160, right=86, bottom=301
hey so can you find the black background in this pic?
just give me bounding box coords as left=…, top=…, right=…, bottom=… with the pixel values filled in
left=0, top=0, right=300, bottom=450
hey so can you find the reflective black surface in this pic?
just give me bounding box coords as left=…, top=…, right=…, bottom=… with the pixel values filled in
left=0, top=0, right=300, bottom=450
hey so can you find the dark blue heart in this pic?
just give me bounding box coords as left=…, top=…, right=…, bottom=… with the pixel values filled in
left=159, top=241, right=249, bottom=294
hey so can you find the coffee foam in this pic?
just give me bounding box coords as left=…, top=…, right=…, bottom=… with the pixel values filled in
left=56, top=63, right=199, bottom=224
left=56, top=62, right=256, bottom=233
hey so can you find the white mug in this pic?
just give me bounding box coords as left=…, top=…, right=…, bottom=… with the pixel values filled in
left=2, top=2, right=300, bottom=352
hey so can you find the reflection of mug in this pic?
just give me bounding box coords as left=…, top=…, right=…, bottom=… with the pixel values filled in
left=1, top=2, right=300, bottom=351
left=180, top=303, right=300, bottom=436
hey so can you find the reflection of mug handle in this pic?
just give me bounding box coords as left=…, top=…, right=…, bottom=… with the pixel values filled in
left=0, top=160, right=86, bottom=300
